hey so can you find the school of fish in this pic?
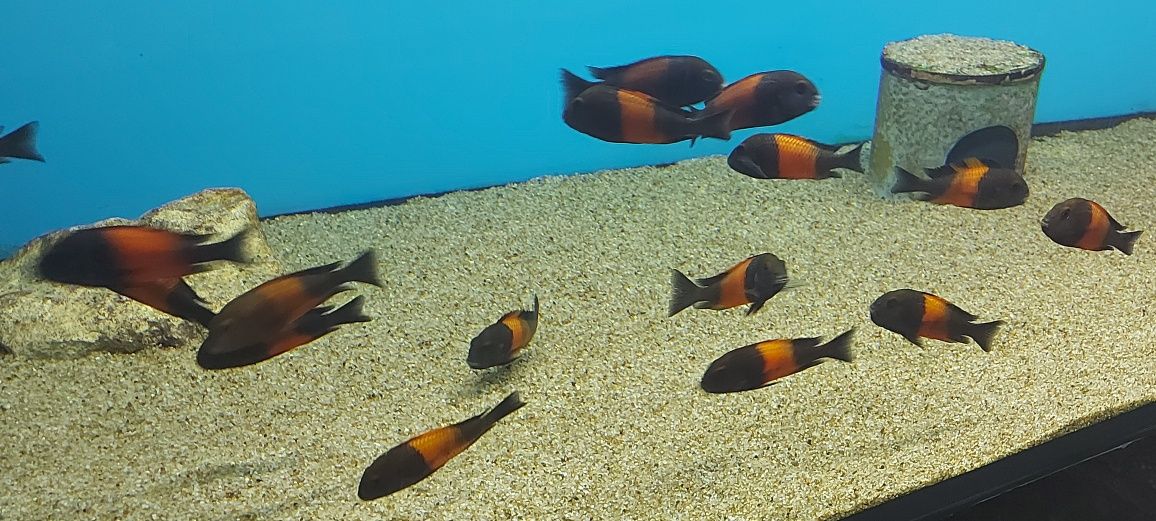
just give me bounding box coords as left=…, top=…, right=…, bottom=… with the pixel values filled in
left=5, top=50, right=1145, bottom=506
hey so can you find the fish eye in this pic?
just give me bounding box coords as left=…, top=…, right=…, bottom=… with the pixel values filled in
left=794, top=81, right=810, bottom=95
left=1060, top=208, right=1071, bottom=219
left=702, top=70, right=720, bottom=82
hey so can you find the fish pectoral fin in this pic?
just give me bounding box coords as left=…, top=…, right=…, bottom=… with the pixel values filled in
left=745, top=300, right=765, bottom=316
left=902, top=332, right=924, bottom=347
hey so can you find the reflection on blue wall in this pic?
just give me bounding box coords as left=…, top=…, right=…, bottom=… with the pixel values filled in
left=1, top=1, right=1153, bottom=251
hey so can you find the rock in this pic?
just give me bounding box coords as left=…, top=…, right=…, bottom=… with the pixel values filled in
left=0, top=188, right=283, bottom=359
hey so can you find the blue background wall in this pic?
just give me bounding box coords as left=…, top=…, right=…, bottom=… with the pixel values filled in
left=2, top=1, right=1153, bottom=250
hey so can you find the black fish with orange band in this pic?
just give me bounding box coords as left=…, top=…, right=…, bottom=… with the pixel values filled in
left=588, top=55, right=723, bottom=107
left=468, top=294, right=539, bottom=369
left=701, top=328, right=855, bottom=393
left=200, top=250, right=381, bottom=355
left=38, top=225, right=249, bottom=288
left=198, top=295, right=370, bottom=369
left=1041, top=198, right=1142, bottom=255
left=669, top=253, right=789, bottom=317
left=702, top=71, right=820, bottom=132
left=870, top=289, right=1003, bottom=352
left=358, top=391, right=526, bottom=500
left=561, top=69, right=732, bottom=145
left=891, top=158, right=1028, bottom=210
left=728, top=133, right=863, bottom=180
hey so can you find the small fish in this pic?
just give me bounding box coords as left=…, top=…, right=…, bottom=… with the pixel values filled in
left=701, top=328, right=855, bottom=393
left=198, top=295, right=370, bottom=369
left=1041, top=198, right=1142, bottom=255
left=0, top=122, right=45, bottom=163
left=561, top=69, right=732, bottom=145
left=727, top=133, right=863, bottom=180
left=703, top=71, right=820, bottom=132
left=669, top=253, right=789, bottom=317
left=891, top=158, right=1028, bottom=210
left=870, top=289, right=1003, bottom=352
left=200, top=250, right=382, bottom=354
left=38, top=225, right=248, bottom=288
left=468, top=295, right=539, bottom=369
left=110, top=277, right=216, bottom=327
left=358, top=391, right=526, bottom=501
left=587, top=55, right=723, bottom=107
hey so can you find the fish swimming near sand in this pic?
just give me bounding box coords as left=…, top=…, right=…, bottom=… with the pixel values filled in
left=197, top=295, right=370, bottom=369
left=0, top=121, right=45, bottom=164
left=199, top=250, right=382, bottom=356
left=561, top=69, right=732, bottom=145
left=669, top=253, right=789, bottom=317
left=358, top=391, right=526, bottom=501
left=1041, top=198, right=1142, bottom=255
left=38, top=225, right=249, bottom=288
left=110, top=277, right=216, bottom=327
left=702, top=71, right=820, bottom=132
left=891, top=158, right=1028, bottom=210
left=700, top=328, right=855, bottom=393
left=870, top=289, right=1003, bottom=352
left=727, top=133, right=863, bottom=180
left=467, top=294, right=539, bottom=370
left=587, top=55, right=723, bottom=107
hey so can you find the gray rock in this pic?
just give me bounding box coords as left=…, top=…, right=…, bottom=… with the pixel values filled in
left=0, top=188, right=283, bottom=359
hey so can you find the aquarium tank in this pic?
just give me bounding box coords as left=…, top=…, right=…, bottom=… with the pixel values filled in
left=1, top=1, right=1154, bottom=520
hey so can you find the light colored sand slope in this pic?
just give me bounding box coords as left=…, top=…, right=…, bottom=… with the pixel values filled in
left=1, top=118, right=1154, bottom=521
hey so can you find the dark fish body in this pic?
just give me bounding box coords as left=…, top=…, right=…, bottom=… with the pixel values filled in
left=701, top=329, right=855, bottom=393
left=467, top=295, right=539, bottom=369
left=669, top=253, right=788, bottom=317
left=727, top=133, right=863, bottom=180
left=38, top=225, right=248, bottom=288
left=891, top=158, right=1028, bottom=210
left=870, top=289, right=1003, bottom=352
left=111, top=277, right=216, bottom=327
left=201, top=250, right=381, bottom=354
left=703, top=71, right=820, bottom=132
left=358, top=392, right=526, bottom=501
left=197, top=296, right=370, bottom=369
left=0, top=121, right=45, bottom=163
left=588, top=55, right=723, bottom=107
left=1042, top=198, right=1142, bottom=255
left=947, top=125, right=1018, bottom=167
left=561, top=69, right=732, bottom=145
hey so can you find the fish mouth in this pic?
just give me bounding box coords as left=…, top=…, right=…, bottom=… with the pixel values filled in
left=809, top=95, right=821, bottom=109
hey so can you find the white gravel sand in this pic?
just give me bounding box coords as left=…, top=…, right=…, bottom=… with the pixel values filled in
left=1, top=118, right=1154, bottom=521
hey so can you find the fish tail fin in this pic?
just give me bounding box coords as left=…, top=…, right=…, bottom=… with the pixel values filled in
left=692, top=109, right=733, bottom=141
left=0, top=121, right=45, bottom=162
left=530, top=293, right=539, bottom=316
left=890, top=166, right=927, bottom=195
left=482, top=391, right=527, bottom=428
left=1115, top=230, right=1142, bottom=255
left=969, top=320, right=1004, bottom=352
left=193, top=228, right=251, bottom=265
left=835, top=142, right=865, bottom=173
left=560, top=68, right=597, bottom=102
left=668, top=269, right=702, bottom=317
left=340, top=249, right=383, bottom=288
left=819, top=328, right=856, bottom=362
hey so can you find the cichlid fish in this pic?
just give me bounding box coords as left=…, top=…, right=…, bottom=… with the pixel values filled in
left=727, top=133, right=863, bottom=180
left=669, top=253, right=789, bottom=317
left=870, top=289, right=1003, bottom=352
left=38, top=225, right=248, bottom=288
left=467, top=295, right=539, bottom=369
left=1042, top=198, right=1142, bottom=255
left=587, top=55, right=723, bottom=107
left=891, top=158, right=1028, bottom=210
left=702, top=71, right=820, bottom=132
left=561, top=69, right=732, bottom=145
left=701, top=329, right=855, bottom=393
left=358, top=392, right=526, bottom=501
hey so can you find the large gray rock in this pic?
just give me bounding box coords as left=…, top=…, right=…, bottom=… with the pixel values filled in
left=0, top=188, right=283, bottom=358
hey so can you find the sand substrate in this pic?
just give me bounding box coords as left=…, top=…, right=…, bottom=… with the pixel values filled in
left=2, top=118, right=1155, bottom=521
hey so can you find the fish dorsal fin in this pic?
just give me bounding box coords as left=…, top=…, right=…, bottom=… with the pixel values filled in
left=560, top=68, right=598, bottom=103
left=695, top=269, right=731, bottom=288
left=947, top=125, right=1018, bottom=167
